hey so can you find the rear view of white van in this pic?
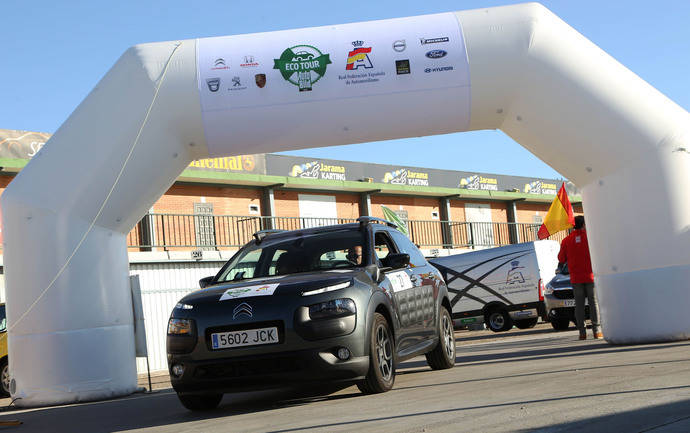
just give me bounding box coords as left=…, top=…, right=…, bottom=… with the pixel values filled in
left=430, top=240, right=559, bottom=332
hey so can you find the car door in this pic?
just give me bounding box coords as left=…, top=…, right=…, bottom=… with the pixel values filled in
left=388, top=229, right=437, bottom=339
left=373, top=229, right=418, bottom=352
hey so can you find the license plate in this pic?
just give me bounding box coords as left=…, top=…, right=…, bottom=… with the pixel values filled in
left=211, top=327, right=279, bottom=349
left=564, top=299, right=576, bottom=307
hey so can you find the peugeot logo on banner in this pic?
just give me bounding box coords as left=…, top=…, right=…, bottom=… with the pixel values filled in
left=233, top=302, right=253, bottom=319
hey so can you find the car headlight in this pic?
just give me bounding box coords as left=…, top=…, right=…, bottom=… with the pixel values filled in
left=168, top=318, right=195, bottom=335
left=543, top=283, right=554, bottom=295
left=301, top=280, right=352, bottom=296
left=308, top=298, right=356, bottom=320
left=175, top=303, right=194, bottom=310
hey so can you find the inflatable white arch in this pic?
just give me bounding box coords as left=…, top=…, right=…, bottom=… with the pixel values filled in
left=2, top=2, right=689, bottom=406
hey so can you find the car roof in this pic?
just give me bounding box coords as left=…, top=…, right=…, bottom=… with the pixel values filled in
left=254, top=223, right=361, bottom=244
left=252, top=220, right=401, bottom=245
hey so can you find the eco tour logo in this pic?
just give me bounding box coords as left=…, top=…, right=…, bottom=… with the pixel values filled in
left=273, top=45, right=331, bottom=92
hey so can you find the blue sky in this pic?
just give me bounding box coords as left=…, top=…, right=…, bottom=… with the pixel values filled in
left=2, top=0, right=688, bottom=179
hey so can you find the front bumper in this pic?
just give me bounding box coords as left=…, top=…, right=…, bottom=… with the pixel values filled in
left=544, top=292, right=589, bottom=320
left=167, top=282, right=374, bottom=395
left=169, top=347, right=369, bottom=394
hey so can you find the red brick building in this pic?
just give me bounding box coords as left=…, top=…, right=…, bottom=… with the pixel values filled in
left=0, top=129, right=582, bottom=251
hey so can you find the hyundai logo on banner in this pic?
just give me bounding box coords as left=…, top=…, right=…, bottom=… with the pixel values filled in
left=233, top=302, right=253, bottom=319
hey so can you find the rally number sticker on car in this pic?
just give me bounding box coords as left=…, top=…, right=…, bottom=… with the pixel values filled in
left=386, top=271, right=414, bottom=292
left=211, top=326, right=279, bottom=349
left=219, top=283, right=280, bottom=301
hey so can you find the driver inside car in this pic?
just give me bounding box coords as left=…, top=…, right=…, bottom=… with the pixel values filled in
left=347, top=245, right=363, bottom=265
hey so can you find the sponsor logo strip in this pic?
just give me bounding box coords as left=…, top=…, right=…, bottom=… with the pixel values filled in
left=219, top=283, right=280, bottom=301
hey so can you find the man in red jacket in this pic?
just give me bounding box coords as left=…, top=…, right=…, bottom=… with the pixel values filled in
left=558, top=216, right=603, bottom=340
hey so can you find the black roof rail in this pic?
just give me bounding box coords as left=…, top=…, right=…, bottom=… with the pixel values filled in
left=253, top=229, right=286, bottom=243
left=356, top=216, right=398, bottom=229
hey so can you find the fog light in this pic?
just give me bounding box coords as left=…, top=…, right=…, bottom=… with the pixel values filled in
left=171, top=364, right=185, bottom=377
left=337, top=347, right=351, bottom=360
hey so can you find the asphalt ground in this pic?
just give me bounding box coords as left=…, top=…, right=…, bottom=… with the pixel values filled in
left=1, top=323, right=690, bottom=432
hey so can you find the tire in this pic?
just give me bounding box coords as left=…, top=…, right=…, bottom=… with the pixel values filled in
left=514, top=318, right=538, bottom=329
left=425, top=307, right=456, bottom=370
left=0, top=359, right=8, bottom=397
left=357, top=313, right=395, bottom=394
left=177, top=393, right=223, bottom=411
left=550, top=317, right=571, bottom=331
left=485, top=308, right=513, bottom=332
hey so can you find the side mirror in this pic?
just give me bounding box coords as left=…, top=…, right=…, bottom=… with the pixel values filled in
left=365, top=264, right=385, bottom=284
left=382, top=253, right=410, bottom=270
left=199, top=276, right=214, bottom=289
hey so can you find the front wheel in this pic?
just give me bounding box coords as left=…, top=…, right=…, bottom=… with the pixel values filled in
left=514, top=318, right=538, bottom=329
left=425, top=307, right=456, bottom=370
left=177, top=393, right=223, bottom=411
left=0, top=359, right=9, bottom=397
left=485, top=308, right=513, bottom=332
left=550, top=317, right=571, bottom=331
left=357, top=313, right=395, bottom=394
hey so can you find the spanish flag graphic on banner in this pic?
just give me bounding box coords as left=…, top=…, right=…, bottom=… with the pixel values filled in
left=537, top=183, right=575, bottom=240
left=346, top=47, right=372, bottom=70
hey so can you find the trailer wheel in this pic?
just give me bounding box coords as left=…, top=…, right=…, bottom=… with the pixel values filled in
left=514, top=318, right=538, bottom=329
left=485, top=308, right=513, bottom=332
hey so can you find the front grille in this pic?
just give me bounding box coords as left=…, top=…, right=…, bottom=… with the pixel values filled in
left=194, top=355, right=304, bottom=379
left=552, top=289, right=574, bottom=300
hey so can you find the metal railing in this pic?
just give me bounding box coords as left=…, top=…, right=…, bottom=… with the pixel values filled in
left=127, top=213, right=568, bottom=251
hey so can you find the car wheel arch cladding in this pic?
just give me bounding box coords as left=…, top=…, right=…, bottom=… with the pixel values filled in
left=483, top=301, right=508, bottom=316
left=366, top=295, right=396, bottom=353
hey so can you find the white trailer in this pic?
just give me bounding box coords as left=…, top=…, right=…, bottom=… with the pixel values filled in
left=430, top=241, right=559, bottom=332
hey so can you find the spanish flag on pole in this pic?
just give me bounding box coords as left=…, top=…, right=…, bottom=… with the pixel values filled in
left=537, top=183, right=575, bottom=240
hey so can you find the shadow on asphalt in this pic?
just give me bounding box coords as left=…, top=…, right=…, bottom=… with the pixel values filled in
left=454, top=326, right=561, bottom=343
left=265, top=388, right=690, bottom=433
left=397, top=339, right=690, bottom=371
left=394, top=358, right=690, bottom=390
left=525, top=397, right=690, bottom=433
left=0, top=385, right=359, bottom=433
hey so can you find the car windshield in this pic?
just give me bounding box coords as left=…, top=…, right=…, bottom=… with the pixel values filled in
left=557, top=262, right=570, bottom=275
left=215, top=229, right=368, bottom=283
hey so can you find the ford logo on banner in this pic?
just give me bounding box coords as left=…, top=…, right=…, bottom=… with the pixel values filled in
left=425, top=50, right=447, bottom=59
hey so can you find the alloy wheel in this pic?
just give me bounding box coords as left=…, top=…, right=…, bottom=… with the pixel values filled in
left=1, top=364, right=9, bottom=394
left=375, top=324, right=393, bottom=381
left=490, top=312, right=505, bottom=329
left=442, top=313, right=455, bottom=360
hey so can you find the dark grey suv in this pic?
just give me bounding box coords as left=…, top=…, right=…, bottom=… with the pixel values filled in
left=167, top=217, right=455, bottom=410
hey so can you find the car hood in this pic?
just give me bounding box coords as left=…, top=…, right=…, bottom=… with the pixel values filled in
left=181, top=270, right=366, bottom=304
left=548, top=273, right=572, bottom=289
